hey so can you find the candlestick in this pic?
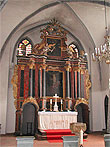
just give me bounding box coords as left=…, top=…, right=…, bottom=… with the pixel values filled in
left=50, top=99, right=52, bottom=104
left=61, top=99, right=63, bottom=104
left=50, top=104, right=52, bottom=111
left=61, top=104, right=63, bottom=112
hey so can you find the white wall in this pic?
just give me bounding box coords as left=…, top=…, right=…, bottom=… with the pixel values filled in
left=0, top=44, right=10, bottom=134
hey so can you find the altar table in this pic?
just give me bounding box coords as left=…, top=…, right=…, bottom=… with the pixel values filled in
left=38, top=111, right=78, bottom=131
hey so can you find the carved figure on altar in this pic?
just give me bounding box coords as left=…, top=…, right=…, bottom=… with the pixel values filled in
left=67, top=44, right=79, bottom=59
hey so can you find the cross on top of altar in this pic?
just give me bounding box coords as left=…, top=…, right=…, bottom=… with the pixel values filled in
left=53, top=94, right=59, bottom=98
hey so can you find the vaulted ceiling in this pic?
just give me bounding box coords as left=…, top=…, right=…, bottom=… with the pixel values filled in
left=0, top=0, right=110, bottom=62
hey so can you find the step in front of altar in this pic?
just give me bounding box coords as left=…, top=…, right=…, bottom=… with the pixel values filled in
left=35, top=129, right=75, bottom=141
left=35, top=129, right=88, bottom=141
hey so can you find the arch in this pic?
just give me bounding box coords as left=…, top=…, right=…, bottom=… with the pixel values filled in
left=74, top=98, right=89, bottom=111
left=59, top=0, right=110, bottom=7
left=21, top=102, right=38, bottom=135
left=22, top=97, right=39, bottom=111
left=2, top=0, right=109, bottom=59
left=104, top=95, right=109, bottom=130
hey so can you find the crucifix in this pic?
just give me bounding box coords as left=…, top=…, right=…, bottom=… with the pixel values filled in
left=53, top=94, right=59, bottom=111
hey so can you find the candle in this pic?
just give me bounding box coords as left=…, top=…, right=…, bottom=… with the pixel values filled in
left=61, top=99, right=63, bottom=104
left=98, top=48, right=100, bottom=55
left=92, top=53, right=95, bottom=61
left=50, top=99, right=52, bottom=104
left=80, top=129, right=83, bottom=145
left=95, top=48, right=97, bottom=55
left=101, top=45, right=103, bottom=53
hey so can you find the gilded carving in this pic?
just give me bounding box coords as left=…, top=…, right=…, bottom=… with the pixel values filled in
left=22, top=97, right=39, bottom=110
left=67, top=45, right=78, bottom=59
left=72, top=67, right=81, bottom=72
left=85, top=69, right=91, bottom=100
left=65, top=61, right=71, bottom=71
left=48, top=66, right=59, bottom=70
left=40, top=43, right=56, bottom=55
left=32, top=19, right=67, bottom=56
left=41, top=64, right=47, bottom=69
left=40, top=18, right=67, bottom=38
left=32, top=40, right=45, bottom=54
left=11, top=65, right=18, bottom=99
left=80, top=69, right=85, bottom=74
left=20, top=65, right=25, bottom=70
left=74, top=98, right=89, bottom=111
left=14, top=99, right=17, bottom=109
left=29, top=58, right=35, bottom=69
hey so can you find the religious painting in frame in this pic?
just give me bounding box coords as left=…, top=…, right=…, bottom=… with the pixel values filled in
left=46, top=37, right=61, bottom=56
left=46, top=70, right=63, bottom=97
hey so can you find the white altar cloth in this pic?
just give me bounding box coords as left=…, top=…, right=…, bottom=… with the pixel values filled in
left=38, top=111, right=78, bottom=131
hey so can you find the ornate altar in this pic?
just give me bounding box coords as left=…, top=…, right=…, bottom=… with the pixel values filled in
left=11, top=19, right=91, bottom=135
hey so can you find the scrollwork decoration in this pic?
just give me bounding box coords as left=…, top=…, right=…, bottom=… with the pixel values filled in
left=11, top=65, right=18, bottom=99
left=22, top=97, right=39, bottom=111
left=85, top=69, right=91, bottom=100
left=74, top=98, right=88, bottom=111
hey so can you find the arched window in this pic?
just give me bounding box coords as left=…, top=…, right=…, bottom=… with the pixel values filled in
left=17, top=39, right=33, bottom=56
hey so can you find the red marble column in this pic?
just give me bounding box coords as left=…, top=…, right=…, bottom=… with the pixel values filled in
left=24, top=65, right=29, bottom=99
left=35, top=64, right=38, bottom=98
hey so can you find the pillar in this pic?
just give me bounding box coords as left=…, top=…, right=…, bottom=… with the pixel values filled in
left=77, top=69, right=81, bottom=98
left=35, top=64, right=39, bottom=98
left=107, top=65, right=110, bottom=133
left=65, top=61, right=71, bottom=110
left=29, top=58, right=35, bottom=97
left=24, top=65, right=29, bottom=99
left=71, top=67, right=75, bottom=109
left=42, top=62, right=46, bottom=110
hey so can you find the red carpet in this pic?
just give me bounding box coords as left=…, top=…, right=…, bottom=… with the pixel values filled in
left=44, top=129, right=75, bottom=143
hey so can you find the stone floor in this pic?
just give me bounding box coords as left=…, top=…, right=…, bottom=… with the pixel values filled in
left=0, top=132, right=105, bottom=147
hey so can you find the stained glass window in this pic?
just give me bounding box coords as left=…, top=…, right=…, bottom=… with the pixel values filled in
left=17, top=39, right=33, bottom=56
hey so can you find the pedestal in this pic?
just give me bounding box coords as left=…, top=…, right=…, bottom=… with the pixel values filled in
left=16, top=136, right=35, bottom=147
left=62, top=136, right=79, bottom=147
left=54, top=105, right=58, bottom=112
left=70, top=122, right=86, bottom=146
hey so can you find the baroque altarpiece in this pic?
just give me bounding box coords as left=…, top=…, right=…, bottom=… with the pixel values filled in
left=11, top=19, right=91, bottom=135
